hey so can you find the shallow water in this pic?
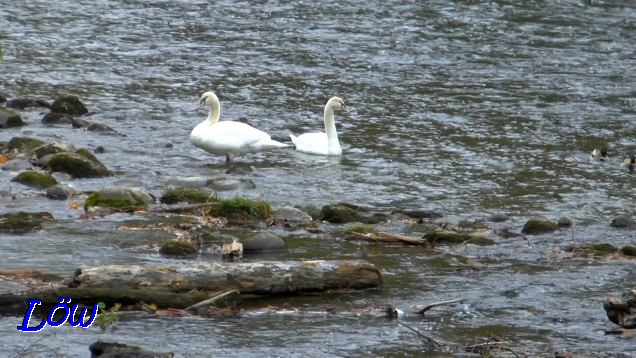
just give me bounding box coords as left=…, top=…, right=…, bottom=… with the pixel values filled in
left=1, top=0, right=635, bottom=356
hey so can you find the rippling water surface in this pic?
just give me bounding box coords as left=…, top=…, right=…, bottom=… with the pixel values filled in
left=1, top=0, right=635, bottom=356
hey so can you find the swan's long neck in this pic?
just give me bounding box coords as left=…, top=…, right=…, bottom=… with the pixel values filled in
left=324, top=104, right=340, bottom=150
left=207, top=100, right=220, bottom=125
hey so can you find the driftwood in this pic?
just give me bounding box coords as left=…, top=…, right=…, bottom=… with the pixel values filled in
left=346, top=231, right=425, bottom=245
left=70, top=260, right=382, bottom=295
left=148, top=202, right=218, bottom=214
left=185, top=289, right=239, bottom=312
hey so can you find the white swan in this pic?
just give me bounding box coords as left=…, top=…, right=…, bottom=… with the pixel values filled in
left=289, top=96, right=348, bottom=156
left=190, top=91, right=288, bottom=162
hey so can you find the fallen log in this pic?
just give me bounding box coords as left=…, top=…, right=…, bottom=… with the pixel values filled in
left=70, top=260, right=382, bottom=295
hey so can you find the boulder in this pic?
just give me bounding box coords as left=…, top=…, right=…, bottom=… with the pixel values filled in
left=45, top=185, right=71, bottom=200
left=521, top=217, right=558, bottom=235
left=557, top=217, right=573, bottom=228
left=84, top=188, right=155, bottom=213
left=44, top=151, right=111, bottom=178
left=321, top=204, right=364, bottom=224
left=271, top=206, right=313, bottom=224
left=41, top=112, right=73, bottom=125
left=611, top=216, right=636, bottom=229
left=50, top=94, right=88, bottom=116
left=0, top=211, right=54, bottom=234
left=243, top=231, right=287, bottom=254
left=488, top=213, right=509, bottom=222
left=8, top=137, right=46, bottom=153
left=11, top=170, right=58, bottom=189
left=0, top=108, right=24, bottom=128
left=604, top=290, right=636, bottom=329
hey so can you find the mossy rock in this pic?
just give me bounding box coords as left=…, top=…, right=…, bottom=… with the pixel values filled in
left=586, top=243, right=618, bottom=256
left=620, top=245, right=636, bottom=257
left=521, top=217, right=558, bottom=235
left=423, top=231, right=495, bottom=246
left=84, top=188, right=155, bottom=213
left=6, top=98, right=50, bottom=110
left=32, top=143, right=76, bottom=159
left=160, top=187, right=216, bottom=204
left=0, top=211, right=54, bottom=234
left=8, top=137, right=47, bottom=153
left=87, top=122, right=117, bottom=134
left=46, top=152, right=111, bottom=178
left=12, top=170, right=58, bottom=189
left=75, top=148, right=100, bottom=163
left=610, top=216, right=636, bottom=229
left=50, top=94, right=88, bottom=116
left=321, top=204, right=364, bottom=224
left=207, top=196, right=272, bottom=224
left=159, top=240, right=198, bottom=258
left=343, top=224, right=377, bottom=235
left=0, top=107, right=24, bottom=128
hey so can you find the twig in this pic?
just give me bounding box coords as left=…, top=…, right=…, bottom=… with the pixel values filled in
left=396, top=320, right=441, bottom=348
left=185, top=289, right=239, bottom=311
left=414, top=298, right=463, bottom=315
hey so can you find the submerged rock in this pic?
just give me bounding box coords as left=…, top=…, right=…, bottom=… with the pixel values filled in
left=521, top=217, right=558, bottom=235
left=84, top=188, right=155, bottom=213
left=89, top=340, right=174, bottom=358
left=8, top=137, right=46, bottom=154
left=1, top=159, right=32, bottom=171
left=0, top=108, right=24, bottom=128
left=423, top=231, right=495, bottom=246
left=392, top=209, right=443, bottom=219
left=243, top=231, right=287, bottom=254
left=43, top=151, right=111, bottom=178
left=6, top=97, right=50, bottom=110
left=487, top=213, right=509, bottom=222
left=0, top=211, right=54, bottom=234
left=611, top=216, right=636, bottom=229
left=87, top=122, right=117, bottom=134
left=12, top=170, right=58, bottom=189
left=71, top=117, right=91, bottom=128
left=160, top=187, right=215, bottom=204
left=50, top=94, right=88, bottom=116
left=557, top=217, right=573, bottom=228
left=41, top=112, right=74, bottom=125
left=159, top=240, right=198, bottom=259
left=206, top=177, right=256, bottom=191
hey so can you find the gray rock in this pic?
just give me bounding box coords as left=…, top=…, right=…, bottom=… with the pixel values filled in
left=206, top=177, right=256, bottom=191
left=45, top=185, right=70, bottom=200
left=87, top=122, right=117, bottom=134
left=6, top=98, right=50, bottom=110
left=611, top=216, right=636, bottom=229
left=521, top=217, right=558, bottom=235
left=43, top=151, right=111, bottom=178
left=71, top=117, right=91, bottom=128
left=557, top=217, right=573, bottom=228
left=84, top=188, right=155, bottom=213
left=41, top=112, right=73, bottom=125
left=50, top=94, right=88, bottom=116
left=1, top=159, right=33, bottom=171
left=32, top=142, right=76, bottom=159
left=243, top=231, right=287, bottom=254
left=271, top=206, right=313, bottom=224
left=488, top=213, right=509, bottom=222
left=0, top=108, right=24, bottom=128
left=8, top=137, right=46, bottom=154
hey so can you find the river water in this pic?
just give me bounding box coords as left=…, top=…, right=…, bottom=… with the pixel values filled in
left=1, top=0, right=635, bottom=357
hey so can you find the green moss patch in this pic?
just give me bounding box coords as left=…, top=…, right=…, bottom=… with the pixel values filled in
left=424, top=231, right=495, bottom=246
left=567, top=243, right=619, bottom=258
left=207, top=196, right=272, bottom=224
left=160, top=187, right=216, bottom=204
left=344, top=224, right=377, bottom=235
left=0, top=211, right=54, bottom=234
left=159, top=240, right=198, bottom=258
left=621, top=245, right=636, bottom=257
left=12, top=170, right=58, bottom=189
left=84, top=188, right=154, bottom=212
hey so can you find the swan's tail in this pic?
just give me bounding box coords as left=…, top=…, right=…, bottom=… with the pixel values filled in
left=289, top=134, right=298, bottom=146
left=264, top=139, right=289, bottom=149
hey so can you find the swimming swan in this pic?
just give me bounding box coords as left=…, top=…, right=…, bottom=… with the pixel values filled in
left=190, top=91, right=288, bottom=162
left=289, top=96, right=348, bottom=156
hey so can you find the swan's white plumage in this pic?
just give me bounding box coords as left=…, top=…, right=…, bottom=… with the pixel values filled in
left=290, top=96, right=347, bottom=156
left=190, top=91, right=287, bottom=162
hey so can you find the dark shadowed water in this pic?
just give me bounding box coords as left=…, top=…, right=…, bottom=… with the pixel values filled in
left=1, top=0, right=635, bottom=357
